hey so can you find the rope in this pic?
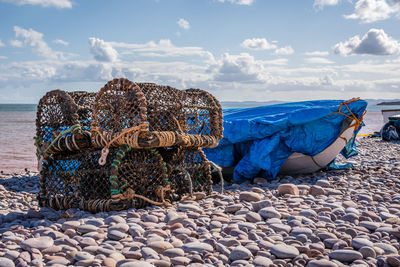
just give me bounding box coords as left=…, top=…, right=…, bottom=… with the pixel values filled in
left=93, top=123, right=149, bottom=165
left=329, top=98, right=366, bottom=131
left=153, top=131, right=176, bottom=147
left=111, top=188, right=171, bottom=206
left=35, top=124, right=82, bottom=159
left=209, top=161, right=224, bottom=194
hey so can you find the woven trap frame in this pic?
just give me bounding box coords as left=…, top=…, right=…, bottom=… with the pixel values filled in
left=35, top=78, right=223, bottom=212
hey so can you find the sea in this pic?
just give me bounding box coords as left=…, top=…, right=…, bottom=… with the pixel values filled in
left=1, top=101, right=399, bottom=174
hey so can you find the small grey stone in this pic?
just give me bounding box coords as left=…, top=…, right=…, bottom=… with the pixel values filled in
left=259, top=207, right=281, bottom=219
left=163, top=248, right=184, bottom=258
left=109, top=223, right=129, bottom=233
left=270, top=244, right=299, bottom=258
left=307, top=259, right=338, bottom=267
left=75, top=251, right=95, bottom=261
left=352, top=238, right=373, bottom=249
left=108, top=230, right=128, bottom=241
left=177, top=203, right=202, bottom=213
left=62, top=220, right=81, bottom=231
left=239, top=191, right=262, bottom=202
left=117, top=260, right=155, bottom=267
left=291, top=227, right=313, bottom=237
left=105, top=215, right=126, bottom=225
left=170, top=256, right=190, bottom=265
left=374, top=243, right=398, bottom=255
left=77, top=224, right=99, bottom=234
left=359, top=246, right=376, bottom=259
left=182, top=242, right=213, bottom=253
left=245, top=211, right=262, bottom=223
left=0, top=257, right=15, bottom=267
left=252, top=200, right=272, bottom=212
left=252, top=256, right=273, bottom=267
left=229, top=246, right=252, bottom=261
left=359, top=221, right=380, bottom=231
left=21, top=236, right=54, bottom=251
left=225, top=204, right=243, bottom=213
left=329, top=249, right=363, bottom=262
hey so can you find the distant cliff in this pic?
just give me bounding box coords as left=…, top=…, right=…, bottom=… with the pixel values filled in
left=377, top=101, right=400, bottom=106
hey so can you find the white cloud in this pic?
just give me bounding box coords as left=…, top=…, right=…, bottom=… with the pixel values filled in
left=274, top=46, right=294, bottom=55
left=262, top=58, right=289, bottom=66
left=0, top=0, right=72, bottom=8
left=88, top=37, right=119, bottom=62
left=304, top=51, right=329, bottom=56
left=218, top=0, right=254, bottom=5
left=13, top=26, right=63, bottom=60
left=110, top=39, right=214, bottom=60
left=320, top=74, right=335, bottom=85
left=177, top=18, right=190, bottom=30
left=9, top=39, right=23, bottom=47
left=0, top=56, right=7, bottom=59
left=0, top=40, right=4, bottom=47
left=313, top=0, right=340, bottom=9
left=344, top=0, right=400, bottom=23
left=241, top=38, right=277, bottom=50
left=208, top=53, right=269, bottom=83
left=53, top=39, right=69, bottom=46
left=333, top=28, right=400, bottom=56
left=305, top=57, right=334, bottom=64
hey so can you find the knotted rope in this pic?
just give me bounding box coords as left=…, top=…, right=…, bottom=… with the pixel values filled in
left=329, top=97, right=366, bottom=131
left=92, top=123, right=149, bottom=165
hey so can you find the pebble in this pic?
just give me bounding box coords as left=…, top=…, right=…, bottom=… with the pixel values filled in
left=252, top=256, right=273, bottom=267
left=259, top=207, right=281, bottom=219
left=352, top=238, right=374, bottom=249
left=147, top=241, right=174, bottom=253
left=239, top=191, right=262, bottom=202
left=329, top=249, right=363, bottom=262
left=20, top=236, right=54, bottom=251
left=310, top=185, right=326, bottom=196
left=374, top=242, right=398, bottom=254
left=229, top=246, right=253, bottom=261
left=0, top=257, right=15, bottom=267
left=277, top=184, right=299, bottom=195
left=307, top=259, right=338, bottom=267
left=270, top=244, right=299, bottom=258
left=359, top=246, right=376, bottom=258
left=182, top=242, right=214, bottom=253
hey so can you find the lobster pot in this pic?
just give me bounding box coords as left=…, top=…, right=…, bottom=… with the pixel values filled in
left=36, top=90, right=94, bottom=154
left=68, top=91, right=96, bottom=131
left=162, top=147, right=213, bottom=197
left=92, top=79, right=223, bottom=149
left=138, top=83, right=223, bottom=143
left=39, top=146, right=169, bottom=213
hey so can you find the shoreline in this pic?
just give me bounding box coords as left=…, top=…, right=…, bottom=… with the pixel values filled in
left=0, top=138, right=399, bottom=266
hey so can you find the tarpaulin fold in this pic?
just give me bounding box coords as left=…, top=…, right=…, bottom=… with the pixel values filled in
left=204, top=99, right=367, bottom=182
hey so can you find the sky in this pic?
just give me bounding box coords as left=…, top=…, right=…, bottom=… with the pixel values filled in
left=0, top=0, right=400, bottom=103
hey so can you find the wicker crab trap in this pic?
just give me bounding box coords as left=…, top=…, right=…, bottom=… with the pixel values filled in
left=35, top=78, right=223, bottom=213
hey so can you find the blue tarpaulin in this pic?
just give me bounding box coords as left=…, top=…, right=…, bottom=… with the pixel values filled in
left=204, top=99, right=367, bottom=182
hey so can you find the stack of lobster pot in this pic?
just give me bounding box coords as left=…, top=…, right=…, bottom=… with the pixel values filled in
left=35, top=78, right=223, bottom=213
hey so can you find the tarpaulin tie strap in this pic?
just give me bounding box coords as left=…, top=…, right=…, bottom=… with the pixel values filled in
left=329, top=97, right=366, bottom=130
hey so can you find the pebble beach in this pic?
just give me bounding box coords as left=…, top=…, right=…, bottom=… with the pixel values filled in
left=1, top=137, right=400, bottom=267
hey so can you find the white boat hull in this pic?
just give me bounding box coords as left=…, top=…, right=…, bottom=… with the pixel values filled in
left=278, top=120, right=357, bottom=175
left=382, top=109, right=400, bottom=124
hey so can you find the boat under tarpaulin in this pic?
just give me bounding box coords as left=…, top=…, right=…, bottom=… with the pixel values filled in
left=204, top=98, right=367, bottom=182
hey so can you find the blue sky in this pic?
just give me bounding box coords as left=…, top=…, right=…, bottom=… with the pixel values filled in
left=0, top=0, right=400, bottom=103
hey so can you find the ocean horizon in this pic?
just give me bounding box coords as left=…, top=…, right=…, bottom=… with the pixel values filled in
left=2, top=99, right=400, bottom=112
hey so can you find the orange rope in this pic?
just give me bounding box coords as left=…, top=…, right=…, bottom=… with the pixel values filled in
left=328, top=97, right=366, bottom=130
